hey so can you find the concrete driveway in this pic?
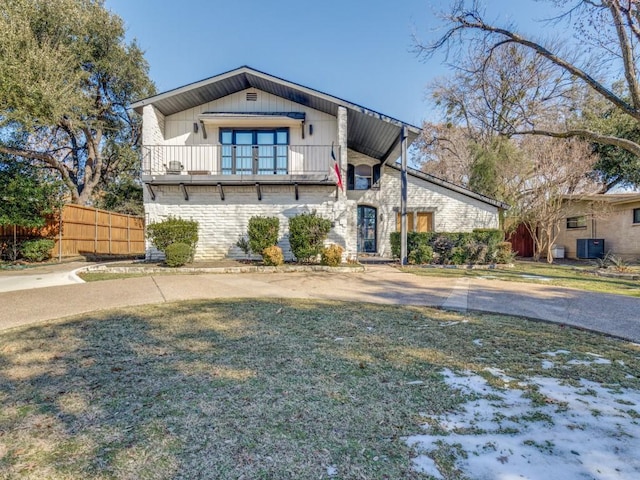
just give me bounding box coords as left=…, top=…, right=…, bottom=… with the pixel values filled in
left=0, top=262, right=86, bottom=292
left=0, top=263, right=639, bottom=342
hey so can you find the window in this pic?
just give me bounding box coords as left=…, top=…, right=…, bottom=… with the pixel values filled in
left=634, top=208, right=640, bottom=224
left=566, top=216, right=586, bottom=229
left=396, top=211, right=433, bottom=232
left=347, top=163, right=381, bottom=190
left=220, top=128, right=288, bottom=175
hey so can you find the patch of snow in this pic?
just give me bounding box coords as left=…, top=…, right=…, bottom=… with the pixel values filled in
left=484, top=367, right=515, bottom=383
left=542, top=349, right=571, bottom=357
left=407, top=381, right=425, bottom=385
left=520, top=274, right=552, bottom=281
left=406, top=368, right=640, bottom=479
left=334, top=337, right=344, bottom=341
left=473, top=339, right=483, bottom=346
left=439, top=321, right=459, bottom=327
left=326, top=465, right=337, bottom=476
left=567, top=358, right=611, bottom=366
left=411, top=455, right=444, bottom=479
left=541, top=360, right=554, bottom=370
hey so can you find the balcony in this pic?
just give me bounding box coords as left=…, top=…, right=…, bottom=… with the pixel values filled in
left=141, top=144, right=339, bottom=186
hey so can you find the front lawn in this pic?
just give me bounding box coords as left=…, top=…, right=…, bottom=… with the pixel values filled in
left=402, top=260, right=640, bottom=297
left=0, top=300, right=638, bottom=479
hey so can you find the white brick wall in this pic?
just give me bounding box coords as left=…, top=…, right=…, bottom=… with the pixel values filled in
left=144, top=163, right=499, bottom=261
left=142, top=105, right=165, bottom=145
left=346, top=161, right=500, bottom=257
left=145, top=185, right=355, bottom=261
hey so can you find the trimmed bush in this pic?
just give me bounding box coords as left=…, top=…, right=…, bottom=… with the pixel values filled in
left=262, top=245, right=284, bottom=266
left=235, top=234, right=251, bottom=260
left=495, top=241, right=515, bottom=264
left=391, top=229, right=505, bottom=265
left=20, top=238, right=54, bottom=262
left=164, top=242, right=193, bottom=267
left=408, top=244, right=433, bottom=265
left=320, top=244, right=344, bottom=266
left=147, top=216, right=199, bottom=252
left=248, top=216, right=279, bottom=255
left=289, top=211, right=332, bottom=262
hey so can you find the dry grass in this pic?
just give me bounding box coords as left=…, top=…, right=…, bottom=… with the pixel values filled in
left=0, top=300, right=639, bottom=479
left=404, top=261, right=640, bottom=297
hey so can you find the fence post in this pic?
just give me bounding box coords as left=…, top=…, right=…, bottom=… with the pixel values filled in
left=94, top=208, right=98, bottom=254
left=127, top=215, right=131, bottom=254
left=58, top=207, right=63, bottom=262
left=109, top=211, right=112, bottom=255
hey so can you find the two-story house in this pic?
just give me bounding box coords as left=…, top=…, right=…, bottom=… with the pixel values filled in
left=132, top=66, right=505, bottom=261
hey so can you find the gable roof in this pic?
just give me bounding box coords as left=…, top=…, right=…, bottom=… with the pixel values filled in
left=387, top=164, right=509, bottom=210
left=131, top=66, right=421, bottom=163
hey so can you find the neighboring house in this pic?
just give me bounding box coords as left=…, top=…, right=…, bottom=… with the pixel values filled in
left=554, top=194, right=640, bottom=260
left=132, top=66, right=505, bottom=261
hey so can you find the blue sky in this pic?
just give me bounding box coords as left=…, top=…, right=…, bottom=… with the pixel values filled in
left=106, top=0, right=567, bottom=127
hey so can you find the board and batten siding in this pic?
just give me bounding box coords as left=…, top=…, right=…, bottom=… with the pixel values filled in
left=160, top=88, right=337, bottom=148
left=144, top=185, right=356, bottom=261
left=346, top=153, right=500, bottom=257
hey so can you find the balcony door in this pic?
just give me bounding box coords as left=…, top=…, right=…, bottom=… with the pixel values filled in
left=221, top=128, right=288, bottom=175
left=357, top=205, right=377, bottom=253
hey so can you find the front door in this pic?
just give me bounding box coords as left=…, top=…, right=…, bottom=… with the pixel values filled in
left=357, top=206, right=377, bottom=253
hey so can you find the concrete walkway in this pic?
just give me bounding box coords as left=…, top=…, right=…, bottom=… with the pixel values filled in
left=0, top=264, right=639, bottom=342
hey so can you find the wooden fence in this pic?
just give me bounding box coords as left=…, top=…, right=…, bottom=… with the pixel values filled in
left=0, top=204, right=145, bottom=258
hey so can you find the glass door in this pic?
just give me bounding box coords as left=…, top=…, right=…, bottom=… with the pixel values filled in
left=357, top=206, right=377, bottom=253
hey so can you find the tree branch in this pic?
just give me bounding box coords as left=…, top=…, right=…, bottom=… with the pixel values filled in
left=434, top=7, right=640, bottom=120
left=517, top=128, right=640, bottom=157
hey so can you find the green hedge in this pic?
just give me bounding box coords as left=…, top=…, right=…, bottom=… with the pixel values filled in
left=288, top=211, right=331, bottom=262
left=164, top=242, right=193, bottom=267
left=21, top=238, right=55, bottom=262
left=248, top=216, right=280, bottom=255
left=390, top=229, right=505, bottom=265
left=147, top=216, right=199, bottom=252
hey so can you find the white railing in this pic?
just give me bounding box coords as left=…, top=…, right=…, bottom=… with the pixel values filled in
left=141, top=145, right=338, bottom=177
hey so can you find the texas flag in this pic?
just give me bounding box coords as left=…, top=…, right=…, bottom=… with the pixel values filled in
left=331, top=143, right=344, bottom=192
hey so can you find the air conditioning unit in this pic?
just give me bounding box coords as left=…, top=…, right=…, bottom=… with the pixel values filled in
left=576, top=239, right=605, bottom=259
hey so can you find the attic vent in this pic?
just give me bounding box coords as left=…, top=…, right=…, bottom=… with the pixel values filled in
left=246, top=92, right=258, bottom=101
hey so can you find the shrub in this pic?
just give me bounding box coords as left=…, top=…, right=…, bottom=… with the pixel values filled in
left=464, top=240, right=489, bottom=265
left=164, top=242, right=193, bottom=267
left=235, top=234, right=251, bottom=260
left=262, top=245, right=284, bottom=266
left=289, top=211, right=332, bottom=262
left=20, top=238, right=55, bottom=262
left=408, top=244, right=433, bottom=265
left=494, top=241, right=515, bottom=264
left=147, top=216, right=199, bottom=252
left=248, top=216, right=279, bottom=255
left=320, top=244, right=344, bottom=266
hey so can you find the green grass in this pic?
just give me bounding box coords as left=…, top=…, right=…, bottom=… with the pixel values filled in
left=402, top=261, right=640, bottom=297
left=78, top=271, right=174, bottom=282
left=0, top=300, right=638, bottom=479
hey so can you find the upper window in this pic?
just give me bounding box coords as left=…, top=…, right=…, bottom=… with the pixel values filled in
left=634, top=208, right=640, bottom=224
left=220, top=128, right=288, bottom=175
left=566, top=216, right=586, bottom=229
left=347, top=163, right=381, bottom=190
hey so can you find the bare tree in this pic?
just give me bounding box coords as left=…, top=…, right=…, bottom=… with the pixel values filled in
left=515, top=136, right=600, bottom=262
left=417, top=122, right=475, bottom=186
left=417, top=0, right=640, bottom=158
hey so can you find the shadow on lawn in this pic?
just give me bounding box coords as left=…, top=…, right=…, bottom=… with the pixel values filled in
left=0, top=300, right=457, bottom=479
left=1, top=298, right=639, bottom=479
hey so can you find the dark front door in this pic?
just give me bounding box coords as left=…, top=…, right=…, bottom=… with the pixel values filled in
left=357, top=206, right=377, bottom=253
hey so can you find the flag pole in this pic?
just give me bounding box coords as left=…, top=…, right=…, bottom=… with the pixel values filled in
left=400, top=125, right=408, bottom=266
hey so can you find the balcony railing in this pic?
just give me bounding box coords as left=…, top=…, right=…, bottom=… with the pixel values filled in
left=141, top=144, right=338, bottom=177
